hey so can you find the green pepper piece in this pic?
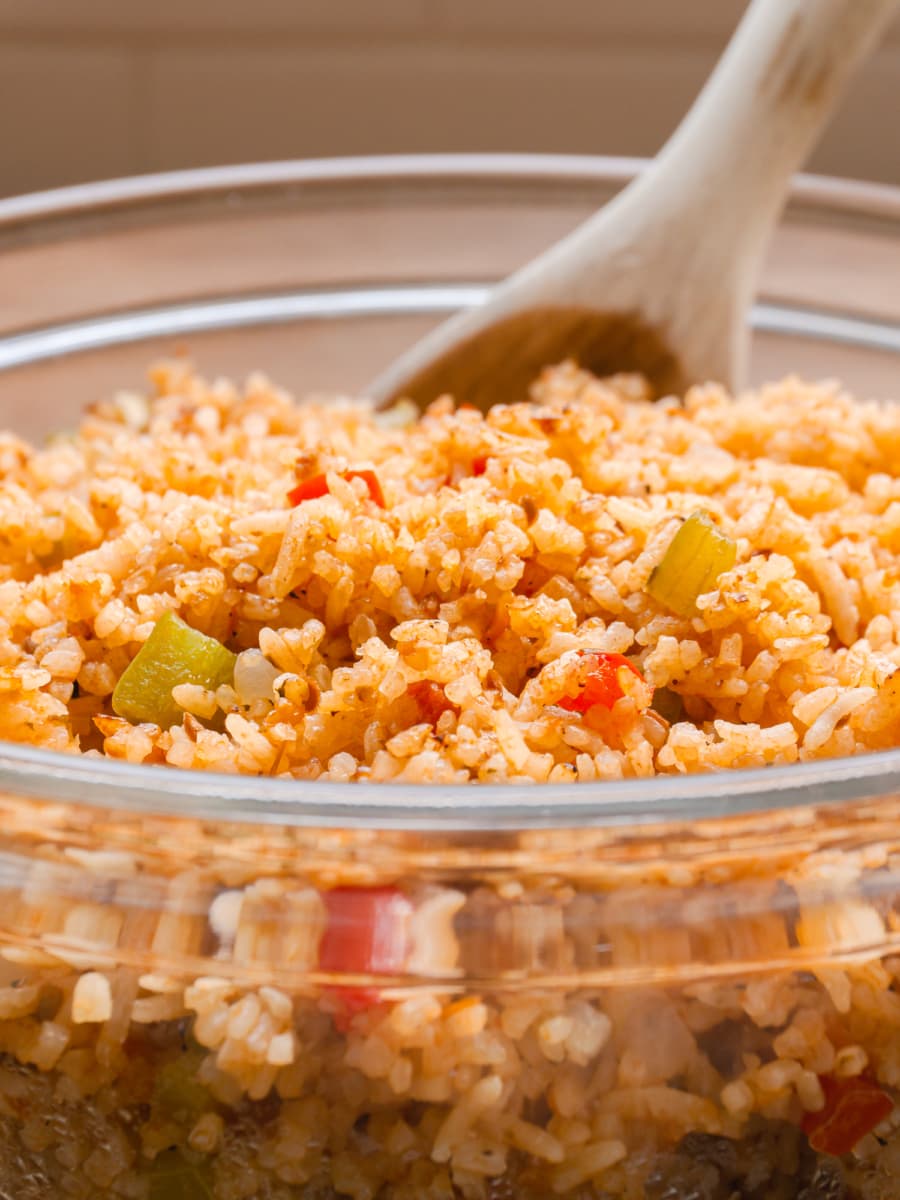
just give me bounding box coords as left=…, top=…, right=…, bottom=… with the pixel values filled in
left=148, top=1149, right=214, bottom=1200
left=651, top=686, right=685, bottom=724
left=647, top=510, right=737, bottom=618
left=153, top=1048, right=210, bottom=1123
left=112, top=610, right=236, bottom=729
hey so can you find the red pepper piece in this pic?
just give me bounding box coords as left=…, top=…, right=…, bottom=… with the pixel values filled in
left=472, top=456, right=488, bottom=476
left=407, top=680, right=457, bottom=724
left=329, top=990, right=378, bottom=1032
left=557, top=650, right=651, bottom=714
left=349, top=469, right=386, bottom=508
left=803, top=1075, right=893, bottom=1157
left=287, top=474, right=329, bottom=505
left=319, top=887, right=412, bottom=1025
left=288, top=470, right=385, bottom=508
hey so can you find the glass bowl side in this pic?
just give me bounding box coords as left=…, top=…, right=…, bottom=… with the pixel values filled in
left=2, top=159, right=900, bottom=1197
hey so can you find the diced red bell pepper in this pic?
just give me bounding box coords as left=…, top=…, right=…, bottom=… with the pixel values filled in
left=287, top=474, right=329, bottom=504
left=557, top=650, right=652, bottom=714
left=407, top=680, right=457, bottom=724
left=319, top=887, right=412, bottom=1026
left=288, top=469, right=385, bottom=508
left=803, top=1075, right=894, bottom=1156
left=328, top=987, right=381, bottom=1031
left=350, top=470, right=386, bottom=507
left=472, top=456, right=488, bottom=476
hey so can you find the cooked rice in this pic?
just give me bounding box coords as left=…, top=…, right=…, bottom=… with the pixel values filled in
left=3, top=361, right=900, bottom=1197
left=3, top=360, right=900, bottom=781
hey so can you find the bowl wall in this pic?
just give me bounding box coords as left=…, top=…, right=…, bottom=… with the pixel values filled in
left=3, top=156, right=900, bottom=442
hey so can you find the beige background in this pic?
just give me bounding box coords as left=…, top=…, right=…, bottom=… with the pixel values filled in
left=1, top=0, right=899, bottom=198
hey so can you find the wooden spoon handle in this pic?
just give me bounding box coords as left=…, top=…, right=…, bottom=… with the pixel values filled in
left=643, top=0, right=899, bottom=252
left=548, top=0, right=900, bottom=389
left=464, top=0, right=897, bottom=348
left=368, top=0, right=897, bottom=406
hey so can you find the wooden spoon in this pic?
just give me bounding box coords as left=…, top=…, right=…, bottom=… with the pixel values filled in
left=369, top=0, right=898, bottom=410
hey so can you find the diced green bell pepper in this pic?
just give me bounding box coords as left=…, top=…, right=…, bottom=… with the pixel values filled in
left=651, top=686, right=685, bottom=724
left=112, top=610, right=235, bottom=729
left=647, top=510, right=736, bottom=618
left=148, top=1149, right=213, bottom=1200
left=153, top=1048, right=211, bottom=1123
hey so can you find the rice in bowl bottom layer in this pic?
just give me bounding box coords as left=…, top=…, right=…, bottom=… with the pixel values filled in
left=0, top=961, right=898, bottom=1198
left=0, top=817, right=899, bottom=1200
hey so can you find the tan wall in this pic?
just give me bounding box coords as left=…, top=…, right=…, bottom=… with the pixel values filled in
left=1, top=0, right=899, bottom=198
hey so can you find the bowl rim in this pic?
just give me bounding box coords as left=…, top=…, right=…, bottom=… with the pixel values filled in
left=3, top=152, right=900, bottom=833
left=3, top=152, right=900, bottom=228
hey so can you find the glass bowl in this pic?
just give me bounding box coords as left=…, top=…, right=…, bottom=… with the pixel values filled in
left=1, top=156, right=900, bottom=1199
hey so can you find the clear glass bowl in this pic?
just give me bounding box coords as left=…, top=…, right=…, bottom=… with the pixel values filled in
left=1, top=156, right=900, bottom=1199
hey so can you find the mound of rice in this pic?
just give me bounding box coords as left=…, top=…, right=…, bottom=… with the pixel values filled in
left=3, top=359, right=900, bottom=782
